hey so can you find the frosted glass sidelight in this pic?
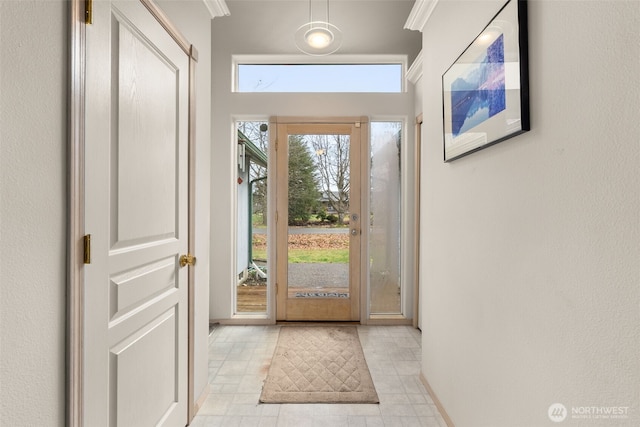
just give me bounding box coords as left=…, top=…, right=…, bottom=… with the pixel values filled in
left=370, top=122, right=402, bottom=314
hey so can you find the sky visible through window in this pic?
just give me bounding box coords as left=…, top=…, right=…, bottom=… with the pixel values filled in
left=237, top=64, right=402, bottom=93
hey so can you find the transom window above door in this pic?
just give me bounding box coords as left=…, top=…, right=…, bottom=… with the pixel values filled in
left=233, top=55, right=406, bottom=93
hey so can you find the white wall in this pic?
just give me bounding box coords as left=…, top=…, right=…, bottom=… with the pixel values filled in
left=156, top=0, right=213, bottom=405
left=419, top=1, right=640, bottom=426
left=0, top=2, right=67, bottom=424
left=210, top=1, right=421, bottom=320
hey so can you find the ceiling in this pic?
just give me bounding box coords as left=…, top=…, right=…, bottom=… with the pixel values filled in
left=215, top=0, right=422, bottom=63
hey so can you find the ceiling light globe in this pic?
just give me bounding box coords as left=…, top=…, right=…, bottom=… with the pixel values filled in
left=295, top=21, right=342, bottom=56
left=305, top=27, right=333, bottom=49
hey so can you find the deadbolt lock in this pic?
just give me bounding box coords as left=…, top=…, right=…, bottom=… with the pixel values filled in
left=179, top=254, right=196, bottom=268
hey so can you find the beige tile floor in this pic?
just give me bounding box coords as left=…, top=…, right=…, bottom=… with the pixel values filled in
left=191, top=325, right=447, bottom=427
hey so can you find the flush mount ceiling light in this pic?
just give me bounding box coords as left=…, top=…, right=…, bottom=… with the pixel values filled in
left=295, top=0, right=343, bottom=56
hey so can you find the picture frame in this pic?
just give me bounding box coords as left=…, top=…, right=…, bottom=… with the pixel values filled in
left=442, top=0, right=529, bottom=162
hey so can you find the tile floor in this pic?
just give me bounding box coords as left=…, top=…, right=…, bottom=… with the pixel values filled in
left=191, top=325, right=447, bottom=427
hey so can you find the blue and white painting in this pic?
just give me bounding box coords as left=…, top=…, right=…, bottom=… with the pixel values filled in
left=450, top=34, right=506, bottom=137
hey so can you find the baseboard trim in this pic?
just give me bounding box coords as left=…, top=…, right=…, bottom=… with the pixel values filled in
left=365, top=317, right=413, bottom=326
left=193, top=384, right=210, bottom=416
left=212, top=318, right=414, bottom=326
left=419, top=373, right=455, bottom=427
left=212, top=318, right=276, bottom=326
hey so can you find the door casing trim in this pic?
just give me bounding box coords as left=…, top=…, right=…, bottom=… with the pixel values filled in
left=413, top=114, right=423, bottom=329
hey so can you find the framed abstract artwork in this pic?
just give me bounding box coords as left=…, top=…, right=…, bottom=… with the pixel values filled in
left=442, top=0, right=530, bottom=162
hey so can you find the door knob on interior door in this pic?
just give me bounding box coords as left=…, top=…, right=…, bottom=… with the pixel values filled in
left=179, top=254, right=196, bottom=267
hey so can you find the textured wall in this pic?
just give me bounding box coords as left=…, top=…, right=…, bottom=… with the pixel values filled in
left=419, top=1, right=640, bottom=426
left=0, top=1, right=67, bottom=425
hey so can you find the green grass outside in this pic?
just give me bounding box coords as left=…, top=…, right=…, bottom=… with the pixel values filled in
left=252, top=213, right=267, bottom=228
left=252, top=248, right=348, bottom=263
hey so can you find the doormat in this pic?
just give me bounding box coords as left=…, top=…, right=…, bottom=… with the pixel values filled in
left=259, top=326, right=379, bottom=404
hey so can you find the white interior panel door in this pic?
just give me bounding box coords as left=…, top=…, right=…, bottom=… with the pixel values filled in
left=84, top=1, right=189, bottom=425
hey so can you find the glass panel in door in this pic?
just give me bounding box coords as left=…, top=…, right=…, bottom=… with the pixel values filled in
left=287, top=134, right=350, bottom=301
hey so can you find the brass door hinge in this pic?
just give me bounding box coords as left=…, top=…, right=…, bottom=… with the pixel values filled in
left=83, top=234, right=91, bottom=264
left=179, top=254, right=196, bottom=268
left=85, top=0, right=93, bottom=24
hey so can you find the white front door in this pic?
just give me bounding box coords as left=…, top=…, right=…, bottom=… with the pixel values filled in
left=84, top=1, right=190, bottom=425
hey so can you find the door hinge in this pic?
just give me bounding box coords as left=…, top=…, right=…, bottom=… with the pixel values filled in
left=85, top=0, right=93, bottom=24
left=355, top=121, right=361, bottom=128
left=83, top=234, right=91, bottom=264
left=275, top=211, right=278, bottom=223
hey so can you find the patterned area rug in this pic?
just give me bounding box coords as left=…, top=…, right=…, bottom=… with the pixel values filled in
left=260, top=326, right=379, bottom=404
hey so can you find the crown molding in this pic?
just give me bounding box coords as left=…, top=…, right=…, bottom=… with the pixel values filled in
left=202, top=0, right=230, bottom=18
left=406, top=50, right=423, bottom=84
left=404, top=0, right=439, bottom=32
